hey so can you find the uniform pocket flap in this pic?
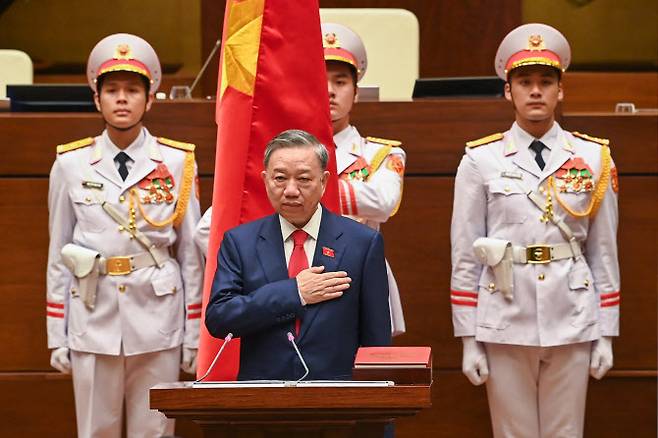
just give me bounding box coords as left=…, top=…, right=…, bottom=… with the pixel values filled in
left=488, top=178, right=525, bottom=195
left=151, top=273, right=181, bottom=297
left=568, top=263, right=592, bottom=291
left=478, top=268, right=499, bottom=292
left=71, top=189, right=104, bottom=205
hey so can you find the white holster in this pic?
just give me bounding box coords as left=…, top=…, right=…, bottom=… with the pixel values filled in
left=61, top=244, right=101, bottom=310
left=473, top=237, right=514, bottom=301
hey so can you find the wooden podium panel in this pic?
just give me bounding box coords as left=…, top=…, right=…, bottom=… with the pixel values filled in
left=151, top=382, right=431, bottom=437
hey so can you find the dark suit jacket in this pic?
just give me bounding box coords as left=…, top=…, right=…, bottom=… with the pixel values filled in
left=205, top=206, right=391, bottom=380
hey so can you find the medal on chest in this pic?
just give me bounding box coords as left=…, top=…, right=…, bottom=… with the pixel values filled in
left=554, top=157, right=594, bottom=193
left=340, top=156, right=370, bottom=181
left=138, top=163, right=176, bottom=204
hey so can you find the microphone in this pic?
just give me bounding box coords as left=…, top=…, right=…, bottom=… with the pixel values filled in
left=287, top=332, right=309, bottom=382
left=194, top=333, right=233, bottom=383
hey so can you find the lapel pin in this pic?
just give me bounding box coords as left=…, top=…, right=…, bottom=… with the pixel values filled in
left=322, top=247, right=335, bottom=258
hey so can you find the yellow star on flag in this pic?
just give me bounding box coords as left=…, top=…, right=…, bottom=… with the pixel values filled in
left=220, top=0, right=265, bottom=99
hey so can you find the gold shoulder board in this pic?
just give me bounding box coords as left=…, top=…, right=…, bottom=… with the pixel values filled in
left=157, top=137, right=196, bottom=152
left=571, top=131, right=610, bottom=146
left=366, top=136, right=402, bottom=147
left=56, top=137, right=94, bottom=154
left=466, top=133, right=503, bottom=148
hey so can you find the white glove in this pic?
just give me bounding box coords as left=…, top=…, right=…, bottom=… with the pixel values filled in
left=590, top=336, right=613, bottom=380
left=50, top=347, right=71, bottom=374
left=461, top=336, right=489, bottom=385
left=181, top=347, right=198, bottom=374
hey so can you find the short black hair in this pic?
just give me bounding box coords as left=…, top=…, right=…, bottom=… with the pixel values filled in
left=96, top=72, right=150, bottom=95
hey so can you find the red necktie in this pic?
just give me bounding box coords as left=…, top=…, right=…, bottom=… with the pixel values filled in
left=288, top=229, right=308, bottom=335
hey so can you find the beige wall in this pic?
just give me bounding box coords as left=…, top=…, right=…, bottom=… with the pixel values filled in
left=0, top=0, right=202, bottom=74
left=523, top=0, right=658, bottom=68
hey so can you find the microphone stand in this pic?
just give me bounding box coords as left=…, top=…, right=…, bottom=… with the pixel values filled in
left=169, top=38, right=221, bottom=99
left=195, top=332, right=233, bottom=383
left=287, top=332, right=309, bottom=382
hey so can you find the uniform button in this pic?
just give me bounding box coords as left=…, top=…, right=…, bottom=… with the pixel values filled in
left=118, top=284, right=126, bottom=293
left=119, top=195, right=125, bottom=203
left=71, top=288, right=77, bottom=295
left=539, top=186, right=545, bottom=193
left=172, top=287, right=177, bottom=294
left=538, top=274, right=545, bottom=281
left=584, top=279, right=590, bottom=287
left=488, top=283, right=496, bottom=291
left=84, top=196, right=91, bottom=203
left=504, top=186, right=511, bottom=192
left=118, top=225, right=124, bottom=231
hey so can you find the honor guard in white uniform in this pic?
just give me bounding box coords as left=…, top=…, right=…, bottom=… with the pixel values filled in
left=322, top=23, right=406, bottom=336
left=450, top=24, right=620, bottom=437
left=46, top=33, right=204, bottom=437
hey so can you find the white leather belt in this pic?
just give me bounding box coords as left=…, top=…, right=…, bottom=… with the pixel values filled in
left=512, top=243, right=581, bottom=264
left=100, top=247, right=171, bottom=276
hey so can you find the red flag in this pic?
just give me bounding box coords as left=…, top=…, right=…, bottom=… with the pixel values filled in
left=197, top=0, right=339, bottom=380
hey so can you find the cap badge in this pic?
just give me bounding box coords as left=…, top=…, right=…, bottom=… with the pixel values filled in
left=527, top=34, right=545, bottom=51
left=323, top=32, right=340, bottom=49
left=114, top=43, right=133, bottom=60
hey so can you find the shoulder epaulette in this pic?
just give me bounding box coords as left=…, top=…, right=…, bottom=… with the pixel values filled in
left=466, top=133, right=503, bottom=148
left=157, top=137, right=196, bottom=152
left=366, top=136, right=402, bottom=147
left=571, top=131, right=610, bottom=146
left=56, top=137, right=94, bottom=154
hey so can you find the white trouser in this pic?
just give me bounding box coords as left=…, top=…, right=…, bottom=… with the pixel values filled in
left=70, top=346, right=180, bottom=438
left=484, top=342, right=591, bottom=438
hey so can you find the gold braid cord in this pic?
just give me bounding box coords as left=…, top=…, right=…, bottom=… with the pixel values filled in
left=367, top=144, right=405, bottom=217
left=133, top=152, right=195, bottom=228
left=367, top=145, right=392, bottom=178
left=549, top=145, right=611, bottom=218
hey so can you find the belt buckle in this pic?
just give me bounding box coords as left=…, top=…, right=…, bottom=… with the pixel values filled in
left=106, top=256, right=132, bottom=275
left=526, top=245, right=551, bottom=264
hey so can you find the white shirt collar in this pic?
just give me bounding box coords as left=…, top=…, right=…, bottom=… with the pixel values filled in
left=279, top=204, right=323, bottom=242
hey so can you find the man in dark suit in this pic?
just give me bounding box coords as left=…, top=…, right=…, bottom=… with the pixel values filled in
left=205, top=129, right=391, bottom=381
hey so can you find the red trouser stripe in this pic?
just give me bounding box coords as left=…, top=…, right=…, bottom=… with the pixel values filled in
left=451, top=290, right=478, bottom=298
left=600, top=291, right=620, bottom=300
left=601, top=299, right=620, bottom=308
left=347, top=181, right=359, bottom=215
left=451, top=299, right=477, bottom=307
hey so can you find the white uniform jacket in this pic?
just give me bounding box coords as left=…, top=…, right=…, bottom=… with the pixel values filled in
left=450, top=122, right=620, bottom=346
left=46, top=129, right=204, bottom=356
left=334, top=125, right=407, bottom=335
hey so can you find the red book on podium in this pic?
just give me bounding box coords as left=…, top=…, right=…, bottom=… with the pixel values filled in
left=352, top=347, right=433, bottom=385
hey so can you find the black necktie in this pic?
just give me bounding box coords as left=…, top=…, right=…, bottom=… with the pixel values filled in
left=115, top=151, right=130, bottom=181
left=529, top=140, right=546, bottom=170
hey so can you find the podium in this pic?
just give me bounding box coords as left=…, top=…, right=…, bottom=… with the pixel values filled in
left=150, top=381, right=432, bottom=437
